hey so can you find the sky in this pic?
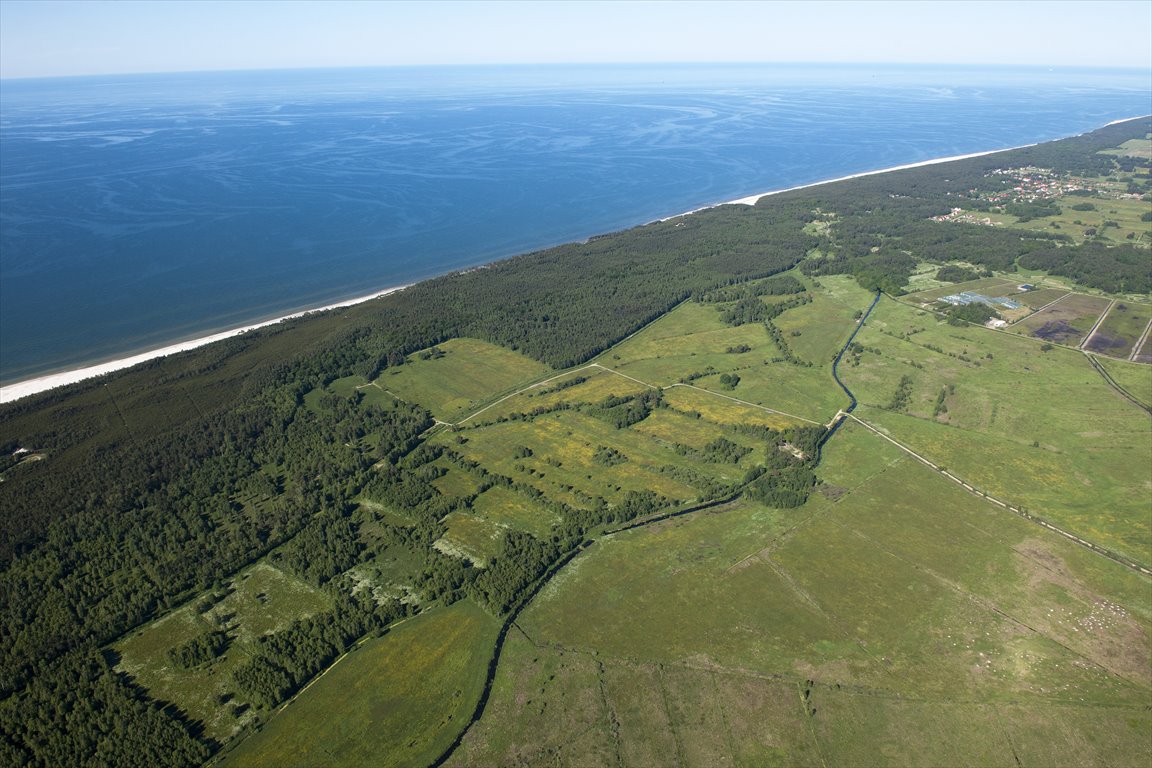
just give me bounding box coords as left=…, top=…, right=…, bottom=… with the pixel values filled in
left=1, top=0, right=1150, bottom=79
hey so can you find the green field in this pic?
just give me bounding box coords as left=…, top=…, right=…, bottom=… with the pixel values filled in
left=465, top=365, right=649, bottom=425
left=594, top=274, right=867, bottom=423
left=440, top=410, right=731, bottom=509
left=843, top=296, right=1151, bottom=564
left=470, top=485, right=560, bottom=538
left=1097, top=355, right=1152, bottom=408
left=376, top=337, right=553, bottom=422
left=661, top=384, right=815, bottom=429
left=1015, top=286, right=1072, bottom=310
left=449, top=420, right=1151, bottom=766
left=223, top=599, right=500, bottom=768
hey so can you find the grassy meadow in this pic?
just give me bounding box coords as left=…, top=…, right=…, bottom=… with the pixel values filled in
left=222, top=599, right=500, bottom=768
left=450, top=421, right=1151, bottom=766
left=841, top=296, right=1151, bottom=565
left=375, top=337, right=553, bottom=422
left=1097, top=355, right=1152, bottom=407
left=597, top=274, right=870, bottom=422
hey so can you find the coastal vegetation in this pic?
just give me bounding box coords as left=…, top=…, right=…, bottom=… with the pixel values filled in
left=0, top=119, right=1149, bottom=767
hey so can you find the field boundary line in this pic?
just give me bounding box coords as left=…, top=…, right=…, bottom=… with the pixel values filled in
left=663, top=381, right=822, bottom=425
left=1079, top=298, right=1116, bottom=349
left=589, top=362, right=659, bottom=390
left=1129, top=317, right=1152, bottom=361
left=1082, top=352, right=1152, bottom=415
left=845, top=413, right=1151, bottom=577
left=454, top=363, right=601, bottom=425
left=1005, top=291, right=1073, bottom=327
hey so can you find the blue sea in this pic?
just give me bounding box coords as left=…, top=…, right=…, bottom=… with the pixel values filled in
left=1, top=64, right=1149, bottom=384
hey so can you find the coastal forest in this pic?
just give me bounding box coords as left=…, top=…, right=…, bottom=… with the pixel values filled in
left=1, top=119, right=1149, bottom=767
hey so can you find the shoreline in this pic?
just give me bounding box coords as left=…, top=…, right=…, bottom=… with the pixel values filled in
left=660, top=144, right=1036, bottom=222
left=3, top=116, right=1146, bottom=405
left=683, top=114, right=1150, bottom=216
left=0, top=284, right=410, bottom=404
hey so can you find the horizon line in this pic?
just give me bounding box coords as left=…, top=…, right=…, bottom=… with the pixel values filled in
left=4, top=60, right=1152, bottom=82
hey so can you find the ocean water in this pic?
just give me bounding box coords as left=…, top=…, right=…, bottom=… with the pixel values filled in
left=1, top=63, right=1149, bottom=384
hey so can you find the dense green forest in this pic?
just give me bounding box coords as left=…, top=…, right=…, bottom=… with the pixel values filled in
left=0, top=118, right=1148, bottom=767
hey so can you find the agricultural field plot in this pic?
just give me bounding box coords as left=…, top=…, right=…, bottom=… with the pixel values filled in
left=661, top=384, right=814, bottom=429
left=437, top=409, right=746, bottom=510
left=599, top=300, right=777, bottom=384
left=429, top=462, right=485, bottom=499
left=324, top=374, right=397, bottom=409
left=466, top=365, right=649, bottom=424
left=775, top=277, right=875, bottom=366
left=450, top=642, right=825, bottom=768
left=115, top=562, right=333, bottom=742
left=223, top=599, right=500, bottom=768
left=374, top=337, right=553, bottom=422
left=1010, top=292, right=1114, bottom=346
left=696, top=364, right=845, bottom=425
left=429, top=470, right=568, bottom=565
left=903, top=276, right=1024, bottom=304
left=345, top=542, right=424, bottom=606
left=434, top=511, right=502, bottom=566
left=1014, top=286, right=1072, bottom=310
left=843, top=296, right=1151, bottom=564
left=1097, top=356, right=1152, bottom=408
left=470, top=485, right=560, bottom=539
left=901, top=261, right=967, bottom=295
left=1039, top=194, right=1152, bottom=246
left=458, top=422, right=1150, bottom=766
left=855, top=404, right=1151, bottom=566
left=1085, top=301, right=1152, bottom=357
left=601, top=275, right=868, bottom=422
left=447, top=629, right=618, bottom=768
left=1101, top=135, right=1152, bottom=160
left=809, top=694, right=1151, bottom=768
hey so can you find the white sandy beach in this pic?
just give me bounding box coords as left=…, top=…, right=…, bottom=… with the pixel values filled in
left=660, top=143, right=1038, bottom=222
left=0, top=284, right=410, bottom=404
left=4, top=116, right=1145, bottom=406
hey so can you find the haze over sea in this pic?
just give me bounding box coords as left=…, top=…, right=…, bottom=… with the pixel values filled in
left=2, top=63, right=1149, bottom=385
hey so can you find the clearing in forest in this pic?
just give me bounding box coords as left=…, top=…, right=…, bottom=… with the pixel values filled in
left=115, top=562, right=333, bottom=742
left=375, top=338, right=552, bottom=423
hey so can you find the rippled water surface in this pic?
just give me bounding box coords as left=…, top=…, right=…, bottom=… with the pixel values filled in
left=2, top=64, right=1149, bottom=382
